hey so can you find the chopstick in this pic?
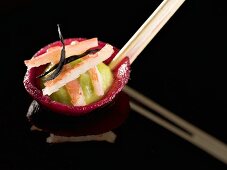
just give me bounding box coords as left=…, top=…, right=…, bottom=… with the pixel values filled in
left=123, top=85, right=227, bottom=165
left=109, top=0, right=186, bottom=69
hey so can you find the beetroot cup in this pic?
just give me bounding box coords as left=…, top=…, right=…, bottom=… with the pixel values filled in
left=24, top=38, right=131, bottom=136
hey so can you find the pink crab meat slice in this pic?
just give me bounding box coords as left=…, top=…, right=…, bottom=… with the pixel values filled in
left=24, top=38, right=98, bottom=68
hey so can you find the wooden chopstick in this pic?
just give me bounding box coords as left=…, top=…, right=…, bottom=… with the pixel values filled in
left=123, top=85, right=227, bottom=165
left=109, top=0, right=186, bottom=69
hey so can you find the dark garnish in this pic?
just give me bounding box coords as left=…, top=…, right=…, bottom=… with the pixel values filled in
left=66, top=49, right=99, bottom=63
left=37, top=49, right=99, bottom=79
left=42, top=24, right=66, bottom=81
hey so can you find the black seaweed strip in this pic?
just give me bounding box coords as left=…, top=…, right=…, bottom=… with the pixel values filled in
left=37, top=49, right=99, bottom=79
left=42, top=25, right=66, bottom=81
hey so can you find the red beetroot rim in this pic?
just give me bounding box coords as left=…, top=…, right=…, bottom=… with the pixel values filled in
left=23, top=38, right=130, bottom=116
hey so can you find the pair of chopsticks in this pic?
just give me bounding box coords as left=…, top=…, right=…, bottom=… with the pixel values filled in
left=109, top=0, right=186, bottom=69
left=108, top=0, right=227, bottom=165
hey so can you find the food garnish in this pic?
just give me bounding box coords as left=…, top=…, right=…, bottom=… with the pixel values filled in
left=43, top=24, right=66, bottom=81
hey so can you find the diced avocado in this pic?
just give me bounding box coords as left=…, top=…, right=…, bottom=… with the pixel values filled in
left=79, top=72, right=100, bottom=104
left=79, top=62, right=113, bottom=105
left=50, top=87, right=72, bottom=105
left=97, top=62, right=113, bottom=92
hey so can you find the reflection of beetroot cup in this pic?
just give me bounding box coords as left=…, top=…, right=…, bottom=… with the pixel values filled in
left=24, top=38, right=131, bottom=136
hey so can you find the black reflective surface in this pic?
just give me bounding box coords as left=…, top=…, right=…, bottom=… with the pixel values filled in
left=1, top=0, right=227, bottom=169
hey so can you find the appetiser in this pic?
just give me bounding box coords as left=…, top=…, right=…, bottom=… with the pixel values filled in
left=23, top=25, right=131, bottom=143
left=23, top=0, right=185, bottom=143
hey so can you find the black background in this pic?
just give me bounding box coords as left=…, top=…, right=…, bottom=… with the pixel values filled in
left=1, top=0, right=227, bottom=169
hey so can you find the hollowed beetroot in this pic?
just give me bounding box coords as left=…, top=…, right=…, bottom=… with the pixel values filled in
left=23, top=38, right=131, bottom=117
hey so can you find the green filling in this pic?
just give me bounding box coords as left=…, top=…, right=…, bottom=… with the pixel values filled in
left=50, top=87, right=72, bottom=105
left=97, top=62, right=113, bottom=92
left=79, top=72, right=100, bottom=104
left=41, top=61, right=113, bottom=105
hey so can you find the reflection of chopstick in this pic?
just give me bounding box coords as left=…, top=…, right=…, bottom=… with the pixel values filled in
left=123, top=85, right=227, bottom=165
